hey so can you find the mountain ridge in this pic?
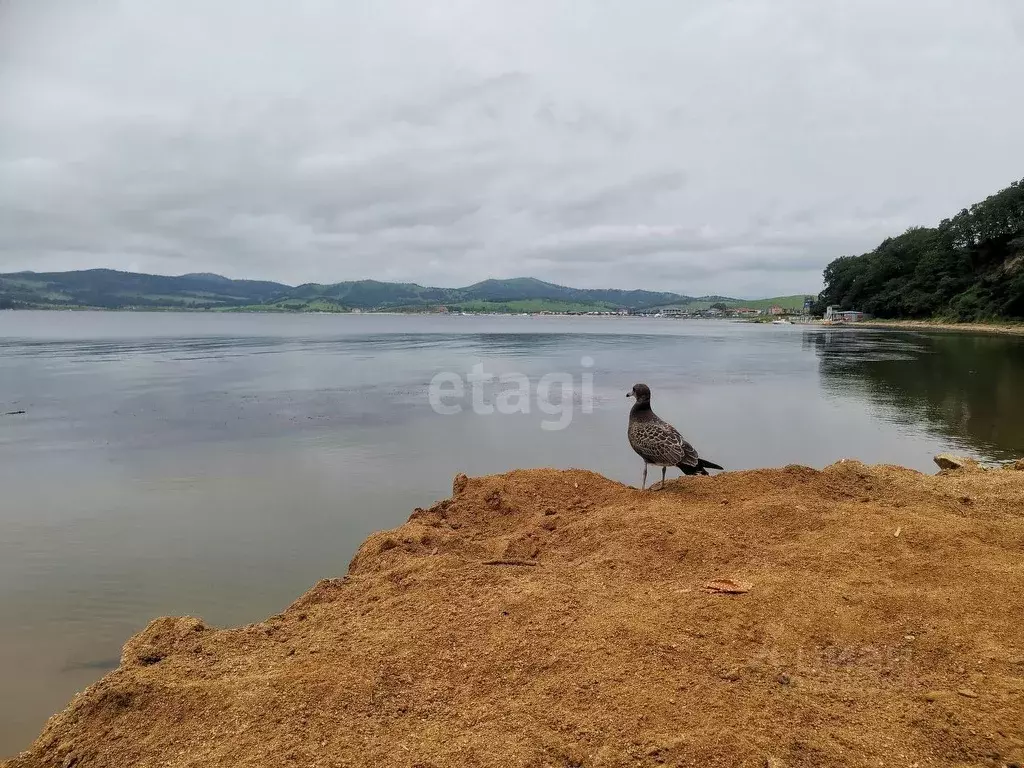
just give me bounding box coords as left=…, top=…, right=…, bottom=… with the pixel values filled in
left=0, top=269, right=811, bottom=312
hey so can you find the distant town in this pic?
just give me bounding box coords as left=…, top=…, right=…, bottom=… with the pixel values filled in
left=414, top=298, right=820, bottom=319
left=408, top=298, right=873, bottom=325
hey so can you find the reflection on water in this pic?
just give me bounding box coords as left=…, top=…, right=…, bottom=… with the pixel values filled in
left=808, top=329, right=1024, bottom=460
left=2, top=311, right=1023, bottom=756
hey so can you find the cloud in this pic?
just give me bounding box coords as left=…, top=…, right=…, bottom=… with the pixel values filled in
left=1, top=0, right=1022, bottom=296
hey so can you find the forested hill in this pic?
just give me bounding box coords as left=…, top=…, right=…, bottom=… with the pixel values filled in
left=814, top=178, right=1024, bottom=320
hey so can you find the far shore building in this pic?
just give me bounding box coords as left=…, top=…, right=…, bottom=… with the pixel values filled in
left=768, top=305, right=786, bottom=315
left=824, top=306, right=868, bottom=322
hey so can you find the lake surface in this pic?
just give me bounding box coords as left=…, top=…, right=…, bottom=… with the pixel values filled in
left=2, top=311, right=1023, bottom=756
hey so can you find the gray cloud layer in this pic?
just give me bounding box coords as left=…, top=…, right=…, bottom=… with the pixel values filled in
left=2, top=0, right=1022, bottom=296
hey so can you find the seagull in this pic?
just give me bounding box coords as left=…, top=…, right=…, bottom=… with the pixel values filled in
left=626, top=382, right=723, bottom=490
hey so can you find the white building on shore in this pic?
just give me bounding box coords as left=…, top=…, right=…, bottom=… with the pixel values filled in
left=824, top=306, right=867, bottom=323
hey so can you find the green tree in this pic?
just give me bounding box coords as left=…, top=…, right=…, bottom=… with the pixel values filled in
left=815, top=178, right=1024, bottom=321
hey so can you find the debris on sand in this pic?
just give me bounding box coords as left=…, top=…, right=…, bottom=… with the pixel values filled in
left=703, top=578, right=752, bottom=594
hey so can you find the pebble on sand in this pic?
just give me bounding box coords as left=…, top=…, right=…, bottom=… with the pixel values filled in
left=934, top=454, right=977, bottom=471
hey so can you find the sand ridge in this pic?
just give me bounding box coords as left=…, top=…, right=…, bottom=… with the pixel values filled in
left=5, top=461, right=1024, bottom=768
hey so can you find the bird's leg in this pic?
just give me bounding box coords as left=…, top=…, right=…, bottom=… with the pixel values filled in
left=654, top=466, right=666, bottom=491
left=641, top=463, right=647, bottom=490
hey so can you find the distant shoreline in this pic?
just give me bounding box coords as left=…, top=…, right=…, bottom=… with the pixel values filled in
left=854, top=319, right=1024, bottom=336
left=6, top=307, right=1024, bottom=333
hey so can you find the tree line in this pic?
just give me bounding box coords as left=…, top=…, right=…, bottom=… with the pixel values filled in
left=813, top=178, right=1024, bottom=320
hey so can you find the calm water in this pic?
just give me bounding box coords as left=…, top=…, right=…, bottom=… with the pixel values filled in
left=2, top=311, right=1023, bottom=755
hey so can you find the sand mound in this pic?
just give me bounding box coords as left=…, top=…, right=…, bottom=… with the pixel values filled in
left=6, top=462, right=1024, bottom=768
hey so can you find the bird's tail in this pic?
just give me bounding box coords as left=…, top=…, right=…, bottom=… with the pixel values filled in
left=678, top=458, right=724, bottom=475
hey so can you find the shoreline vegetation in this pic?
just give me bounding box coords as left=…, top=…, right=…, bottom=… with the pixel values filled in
left=5, top=460, right=1023, bottom=767
left=814, top=177, right=1023, bottom=323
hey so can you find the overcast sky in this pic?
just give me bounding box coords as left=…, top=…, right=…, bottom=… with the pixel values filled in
left=1, top=1, right=1022, bottom=297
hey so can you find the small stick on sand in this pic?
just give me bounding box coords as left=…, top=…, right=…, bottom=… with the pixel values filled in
left=482, top=560, right=539, bottom=567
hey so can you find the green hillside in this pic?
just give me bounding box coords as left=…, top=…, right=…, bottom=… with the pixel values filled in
left=458, top=277, right=689, bottom=310
left=289, top=279, right=458, bottom=308
left=0, top=271, right=701, bottom=311
left=726, top=295, right=810, bottom=311
left=451, top=299, right=620, bottom=313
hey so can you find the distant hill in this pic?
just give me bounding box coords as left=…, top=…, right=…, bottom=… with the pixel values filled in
left=281, top=276, right=699, bottom=312
left=0, top=269, right=290, bottom=310
left=814, top=177, right=1024, bottom=320
left=0, top=268, right=808, bottom=313
left=288, top=279, right=459, bottom=310
left=725, top=295, right=810, bottom=312
left=456, top=277, right=689, bottom=310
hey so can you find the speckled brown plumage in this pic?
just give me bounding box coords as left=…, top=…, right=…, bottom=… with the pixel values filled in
left=626, top=382, right=722, bottom=489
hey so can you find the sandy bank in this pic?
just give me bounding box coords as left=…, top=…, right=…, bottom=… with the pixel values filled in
left=855, top=319, right=1024, bottom=335
left=5, top=462, right=1024, bottom=768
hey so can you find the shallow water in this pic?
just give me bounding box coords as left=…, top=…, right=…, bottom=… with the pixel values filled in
left=1, top=311, right=1023, bottom=755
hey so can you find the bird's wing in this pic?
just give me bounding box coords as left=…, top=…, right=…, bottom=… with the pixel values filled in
left=670, top=425, right=700, bottom=467
left=681, top=441, right=700, bottom=467
left=641, top=418, right=698, bottom=466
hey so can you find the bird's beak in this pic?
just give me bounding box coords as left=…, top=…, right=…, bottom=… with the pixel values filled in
left=626, top=391, right=633, bottom=398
